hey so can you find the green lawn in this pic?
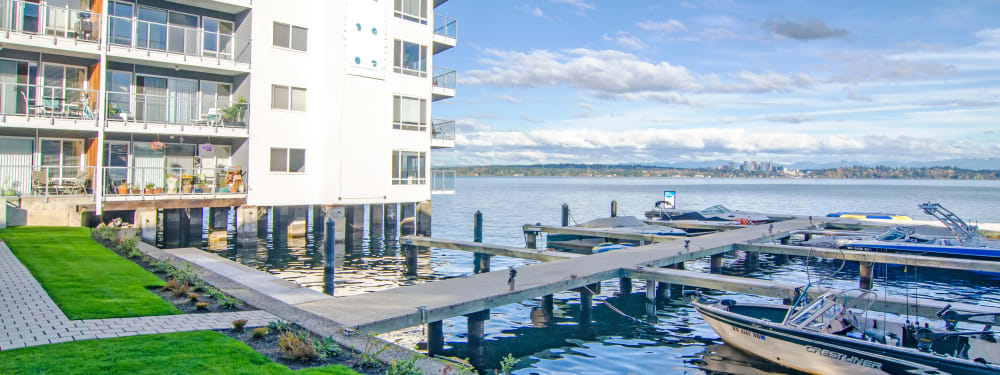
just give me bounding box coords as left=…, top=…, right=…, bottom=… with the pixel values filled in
left=0, top=226, right=179, bottom=319
left=0, top=330, right=359, bottom=375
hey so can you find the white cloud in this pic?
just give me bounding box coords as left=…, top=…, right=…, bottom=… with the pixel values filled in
left=550, top=0, right=595, bottom=12
left=602, top=32, right=647, bottom=50
left=680, top=1, right=696, bottom=9
left=637, top=20, right=687, bottom=33
left=974, top=28, right=1000, bottom=46
left=518, top=5, right=544, bottom=17
left=828, top=51, right=957, bottom=83
left=494, top=95, right=522, bottom=104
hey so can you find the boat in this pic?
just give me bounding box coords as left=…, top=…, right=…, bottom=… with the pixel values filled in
left=547, top=216, right=685, bottom=253
left=826, top=212, right=913, bottom=221
left=693, top=289, right=1000, bottom=374
left=802, top=203, right=1000, bottom=260
left=651, top=204, right=772, bottom=225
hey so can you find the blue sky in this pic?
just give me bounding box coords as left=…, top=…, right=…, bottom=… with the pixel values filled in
left=430, top=0, right=1000, bottom=166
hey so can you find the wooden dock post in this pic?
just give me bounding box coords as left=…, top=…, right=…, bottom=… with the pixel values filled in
left=473, top=211, right=491, bottom=273
left=324, top=219, right=336, bottom=296
left=656, top=281, right=668, bottom=300
left=579, top=284, right=595, bottom=325
left=404, top=245, right=418, bottom=276
left=619, top=277, right=632, bottom=296
left=526, top=232, right=538, bottom=249
left=645, top=280, right=656, bottom=302
left=541, top=294, right=554, bottom=317
left=670, top=263, right=685, bottom=298
left=426, top=320, right=443, bottom=357
left=611, top=200, right=618, bottom=217
left=859, top=262, right=874, bottom=290
left=466, top=310, right=490, bottom=369
left=745, top=251, right=760, bottom=272
left=561, top=203, right=570, bottom=226
left=710, top=254, right=723, bottom=274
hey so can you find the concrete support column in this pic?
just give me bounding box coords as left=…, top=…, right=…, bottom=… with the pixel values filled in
left=344, top=205, right=364, bottom=245
left=134, top=208, right=157, bottom=244
left=645, top=280, right=656, bottom=302
left=745, top=251, right=760, bottom=272
left=236, top=206, right=259, bottom=247
left=426, top=320, right=443, bottom=356
left=383, top=203, right=398, bottom=239
left=404, top=245, right=418, bottom=276
left=525, top=232, right=537, bottom=249
left=619, top=277, right=632, bottom=296
left=466, top=310, right=490, bottom=369
left=859, top=262, right=874, bottom=290
left=670, top=262, right=685, bottom=298
left=656, top=281, right=668, bottom=300
left=416, top=200, right=432, bottom=236
left=541, top=294, right=554, bottom=317
left=400, top=202, right=416, bottom=236
left=368, top=204, right=384, bottom=237
left=710, top=254, right=723, bottom=274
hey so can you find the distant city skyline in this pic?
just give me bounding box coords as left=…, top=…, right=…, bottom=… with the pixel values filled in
left=432, top=1, right=1000, bottom=166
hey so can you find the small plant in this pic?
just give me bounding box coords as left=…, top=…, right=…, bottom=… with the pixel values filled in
left=187, top=292, right=200, bottom=302
left=167, top=262, right=198, bottom=285
left=160, top=278, right=178, bottom=292
left=232, top=319, right=248, bottom=331
left=268, top=320, right=292, bottom=332
left=387, top=354, right=423, bottom=375
left=252, top=327, right=268, bottom=339
left=195, top=301, right=209, bottom=311
left=357, top=333, right=389, bottom=369
left=192, top=282, right=207, bottom=292
left=217, top=294, right=240, bottom=310
left=499, top=353, right=517, bottom=375
left=152, top=259, right=172, bottom=273
left=313, top=336, right=343, bottom=359
left=171, top=282, right=190, bottom=297
left=278, top=330, right=318, bottom=361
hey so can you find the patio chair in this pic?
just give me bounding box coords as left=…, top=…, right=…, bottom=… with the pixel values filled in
left=197, top=108, right=220, bottom=127
left=20, top=91, right=45, bottom=116
left=63, top=170, right=90, bottom=195
left=31, top=170, right=50, bottom=195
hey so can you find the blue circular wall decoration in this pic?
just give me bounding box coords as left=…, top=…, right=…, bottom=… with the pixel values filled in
left=355, top=57, right=361, bottom=64
left=371, top=60, right=377, bottom=67
left=356, top=23, right=361, bottom=31
left=372, top=27, right=377, bottom=35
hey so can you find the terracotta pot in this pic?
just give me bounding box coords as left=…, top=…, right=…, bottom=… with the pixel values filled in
left=144, top=188, right=153, bottom=194
left=153, top=188, right=163, bottom=194
left=131, top=188, right=140, bottom=194
left=117, top=185, right=129, bottom=194
left=182, top=184, right=193, bottom=194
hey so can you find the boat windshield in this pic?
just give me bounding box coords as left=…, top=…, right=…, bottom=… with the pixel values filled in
left=877, top=229, right=906, bottom=241
left=787, top=290, right=877, bottom=331
left=700, top=205, right=731, bottom=215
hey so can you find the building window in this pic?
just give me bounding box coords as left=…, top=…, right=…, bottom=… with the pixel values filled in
left=394, top=0, right=427, bottom=24
left=271, top=85, right=306, bottom=111
left=270, top=148, right=305, bottom=173
left=392, top=95, right=427, bottom=131
left=392, top=151, right=425, bottom=185
left=393, top=39, right=427, bottom=77
left=273, top=22, right=307, bottom=52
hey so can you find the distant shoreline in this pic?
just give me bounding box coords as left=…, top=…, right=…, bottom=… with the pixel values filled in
left=438, top=165, right=1000, bottom=180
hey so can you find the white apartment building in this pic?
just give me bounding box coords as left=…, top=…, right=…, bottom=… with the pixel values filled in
left=0, top=0, right=457, bottom=229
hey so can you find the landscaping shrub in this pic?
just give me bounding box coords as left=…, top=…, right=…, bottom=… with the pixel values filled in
left=387, top=354, right=422, bottom=375
left=187, top=293, right=199, bottom=302
left=252, top=327, right=268, bottom=339
left=268, top=320, right=291, bottom=332
left=232, top=319, right=248, bottom=331
left=160, top=279, right=178, bottom=292
left=217, top=294, right=240, bottom=310
left=499, top=353, right=517, bottom=375
left=313, top=336, right=343, bottom=359
left=278, top=330, right=317, bottom=361
left=195, top=302, right=209, bottom=311
left=171, top=282, right=190, bottom=298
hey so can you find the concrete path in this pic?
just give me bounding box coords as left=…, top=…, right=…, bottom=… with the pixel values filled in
left=0, top=241, right=277, bottom=351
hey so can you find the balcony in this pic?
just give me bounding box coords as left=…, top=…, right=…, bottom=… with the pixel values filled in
left=0, top=83, right=100, bottom=131
left=431, top=67, right=456, bottom=101
left=434, top=0, right=448, bottom=7
left=431, top=170, right=456, bottom=195
left=0, top=165, right=245, bottom=202
left=105, top=92, right=249, bottom=137
left=0, top=1, right=103, bottom=55
left=432, top=14, right=457, bottom=54
left=431, top=119, right=455, bottom=148
left=106, top=15, right=251, bottom=74
left=163, top=0, right=251, bottom=13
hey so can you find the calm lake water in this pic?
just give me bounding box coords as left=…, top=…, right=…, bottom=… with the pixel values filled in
left=208, top=177, right=1000, bottom=374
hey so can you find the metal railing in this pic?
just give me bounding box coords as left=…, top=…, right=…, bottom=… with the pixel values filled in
left=101, top=166, right=246, bottom=198
left=106, top=92, right=248, bottom=128
left=0, top=165, right=98, bottom=197
left=431, top=170, right=456, bottom=192
left=432, top=67, right=456, bottom=90
left=1, top=1, right=102, bottom=43
left=433, top=14, right=457, bottom=39
left=432, top=119, right=455, bottom=141
left=107, top=15, right=251, bottom=64
left=0, top=82, right=99, bottom=121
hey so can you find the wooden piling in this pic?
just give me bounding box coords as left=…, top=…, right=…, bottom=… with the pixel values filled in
left=526, top=232, right=538, bottom=249
left=561, top=203, right=570, bottom=226
left=859, top=261, right=874, bottom=290
left=427, top=320, right=443, bottom=356
left=404, top=245, right=418, bottom=276
left=670, top=262, right=685, bottom=298
left=324, top=219, right=336, bottom=296
left=611, top=200, right=618, bottom=217
left=580, top=284, right=594, bottom=325
left=619, top=277, right=632, bottom=296
left=542, top=294, right=554, bottom=316
left=473, top=211, right=491, bottom=273
left=645, top=280, right=656, bottom=302
left=466, top=310, right=489, bottom=369
left=710, top=254, right=723, bottom=273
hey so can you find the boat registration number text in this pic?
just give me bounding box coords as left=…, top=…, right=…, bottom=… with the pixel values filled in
left=731, top=326, right=765, bottom=340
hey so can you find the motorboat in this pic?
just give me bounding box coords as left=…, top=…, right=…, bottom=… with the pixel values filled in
left=826, top=212, right=913, bottom=221
left=693, top=289, right=1000, bottom=374
left=651, top=204, right=772, bottom=225
left=547, top=216, right=685, bottom=253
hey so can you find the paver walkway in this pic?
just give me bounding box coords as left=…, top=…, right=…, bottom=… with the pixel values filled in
left=0, top=241, right=278, bottom=351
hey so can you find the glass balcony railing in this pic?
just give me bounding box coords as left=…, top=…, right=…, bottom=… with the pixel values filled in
left=107, top=15, right=251, bottom=64
left=432, top=119, right=455, bottom=141
left=431, top=170, right=456, bottom=193
left=432, top=67, right=456, bottom=90
left=106, top=92, right=249, bottom=129
left=0, top=165, right=247, bottom=199
left=1, top=1, right=102, bottom=43
left=0, top=82, right=99, bottom=121
left=434, top=14, right=457, bottom=39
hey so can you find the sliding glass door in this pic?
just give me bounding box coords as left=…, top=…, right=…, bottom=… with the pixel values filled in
left=135, top=75, right=198, bottom=124
left=39, top=138, right=83, bottom=182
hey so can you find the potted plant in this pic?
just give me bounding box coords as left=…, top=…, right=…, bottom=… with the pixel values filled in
left=131, top=186, right=140, bottom=194
left=193, top=183, right=206, bottom=194
left=181, top=174, right=194, bottom=194
left=153, top=186, right=163, bottom=194
left=220, top=96, right=248, bottom=126
left=144, top=183, right=154, bottom=194
left=117, top=182, right=129, bottom=195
